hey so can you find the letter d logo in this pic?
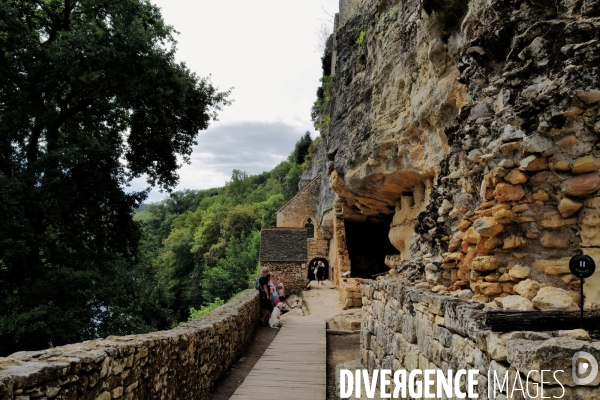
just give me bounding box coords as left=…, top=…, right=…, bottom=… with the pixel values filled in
left=572, top=351, right=599, bottom=385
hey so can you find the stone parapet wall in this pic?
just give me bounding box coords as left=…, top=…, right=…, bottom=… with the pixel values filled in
left=261, top=261, right=306, bottom=295
left=340, top=278, right=364, bottom=308
left=362, top=278, right=600, bottom=399
left=0, top=290, right=259, bottom=400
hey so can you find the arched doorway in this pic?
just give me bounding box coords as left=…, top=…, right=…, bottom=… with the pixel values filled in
left=307, top=258, right=329, bottom=281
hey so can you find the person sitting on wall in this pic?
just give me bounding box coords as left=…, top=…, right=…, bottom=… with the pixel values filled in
left=259, top=267, right=273, bottom=325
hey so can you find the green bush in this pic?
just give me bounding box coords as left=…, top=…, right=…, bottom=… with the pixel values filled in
left=187, top=298, right=225, bottom=321
left=357, top=29, right=366, bottom=45
left=311, top=75, right=334, bottom=135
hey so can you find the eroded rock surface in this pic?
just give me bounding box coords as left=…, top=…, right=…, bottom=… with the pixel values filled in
left=310, top=0, right=600, bottom=308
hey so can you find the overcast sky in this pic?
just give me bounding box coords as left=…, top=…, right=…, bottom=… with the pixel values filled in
left=130, top=0, right=339, bottom=202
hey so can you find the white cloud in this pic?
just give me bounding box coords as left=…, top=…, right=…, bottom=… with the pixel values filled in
left=132, top=0, right=338, bottom=202
left=131, top=121, right=308, bottom=202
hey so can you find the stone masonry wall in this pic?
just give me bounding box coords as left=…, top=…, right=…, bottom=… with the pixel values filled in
left=0, top=290, right=259, bottom=400
left=307, top=238, right=329, bottom=262
left=362, top=278, right=600, bottom=399
left=340, top=278, right=364, bottom=308
left=260, top=261, right=306, bottom=295
left=276, top=176, right=323, bottom=241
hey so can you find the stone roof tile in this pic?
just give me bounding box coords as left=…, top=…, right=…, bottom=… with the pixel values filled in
left=260, top=228, right=307, bottom=261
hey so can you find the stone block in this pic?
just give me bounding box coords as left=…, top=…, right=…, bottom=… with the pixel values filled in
left=473, top=217, right=504, bottom=237
left=496, top=295, right=534, bottom=311
left=514, top=279, right=542, bottom=300
left=519, top=155, right=547, bottom=171
left=472, top=256, right=501, bottom=271
left=508, top=264, right=530, bottom=279
left=443, top=302, right=486, bottom=340
left=558, top=197, right=583, bottom=217
left=96, top=392, right=111, bottom=400
left=556, top=329, right=591, bottom=341
left=580, top=207, right=600, bottom=247
left=504, top=169, right=528, bottom=185
left=493, top=208, right=515, bottom=224
left=462, top=227, right=481, bottom=244
left=532, top=258, right=571, bottom=275
left=522, top=135, right=553, bottom=154
left=507, top=338, right=600, bottom=386
left=480, top=282, right=503, bottom=296
left=494, top=183, right=526, bottom=202
left=561, top=173, right=600, bottom=197
left=572, top=156, right=600, bottom=174
left=428, top=295, right=459, bottom=316
left=532, top=287, right=575, bottom=310
left=532, top=189, right=550, bottom=201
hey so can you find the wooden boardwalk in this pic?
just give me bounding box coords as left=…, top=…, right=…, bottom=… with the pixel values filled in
left=231, top=316, right=326, bottom=399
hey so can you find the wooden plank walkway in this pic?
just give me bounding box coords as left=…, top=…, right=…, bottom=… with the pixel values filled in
left=231, top=316, right=326, bottom=399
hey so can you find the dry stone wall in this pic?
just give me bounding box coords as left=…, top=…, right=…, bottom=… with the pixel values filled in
left=362, top=278, right=600, bottom=399
left=260, top=261, right=307, bottom=295
left=411, top=0, right=600, bottom=307
left=0, top=290, right=259, bottom=400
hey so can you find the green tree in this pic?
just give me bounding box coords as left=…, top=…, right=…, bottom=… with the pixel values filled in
left=227, top=169, right=250, bottom=202
left=0, top=0, right=230, bottom=355
left=258, top=193, right=286, bottom=227
left=284, top=162, right=302, bottom=200
left=201, top=231, right=260, bottom=303
left=291, top=132, right=313, bottom=165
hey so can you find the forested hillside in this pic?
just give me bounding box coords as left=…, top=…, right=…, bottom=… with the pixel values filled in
left=0, top=128, right=315, bottom=356
left=136, top=132, right=317, bottom=322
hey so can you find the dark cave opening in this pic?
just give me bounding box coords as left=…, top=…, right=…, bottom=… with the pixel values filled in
left=345, top=214, right=399, bottom=279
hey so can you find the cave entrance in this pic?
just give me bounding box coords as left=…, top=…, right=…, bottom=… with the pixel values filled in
left=307, top=258, right=329, bottom=281
left=345, top=214, right=398, bottom=279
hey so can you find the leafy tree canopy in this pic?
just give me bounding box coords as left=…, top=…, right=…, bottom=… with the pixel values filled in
left=0, top=0, right=230, bottom=355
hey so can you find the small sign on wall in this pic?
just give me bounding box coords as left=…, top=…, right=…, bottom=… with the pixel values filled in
left=301, top=263, right=305, bottom=268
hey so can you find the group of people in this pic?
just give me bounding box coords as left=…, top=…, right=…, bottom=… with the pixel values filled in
left=258, top=267, right=292, bottom=326
left=310, top=260, right=326, bottom=284
left=258, top=261, right=327, bottom=325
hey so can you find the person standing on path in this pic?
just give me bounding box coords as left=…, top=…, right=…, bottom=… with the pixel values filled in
left=259, top=267, right=273, bottom=325
left=316, top=261, right=325, bottom=284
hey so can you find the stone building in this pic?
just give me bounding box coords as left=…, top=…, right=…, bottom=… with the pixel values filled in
left=259, top=228, right=308, bottom=295
left=275, top=173, right=376, bottom=307
left=275, top=175, right=330, bottom=280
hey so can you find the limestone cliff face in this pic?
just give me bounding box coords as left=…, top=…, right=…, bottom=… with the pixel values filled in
left=311, top=0, right=600, bottom=308
left=326, top=0, right=467, bottom=221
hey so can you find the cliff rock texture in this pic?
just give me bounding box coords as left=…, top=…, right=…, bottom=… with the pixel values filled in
left=311, top=0, right=600, bottom=308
